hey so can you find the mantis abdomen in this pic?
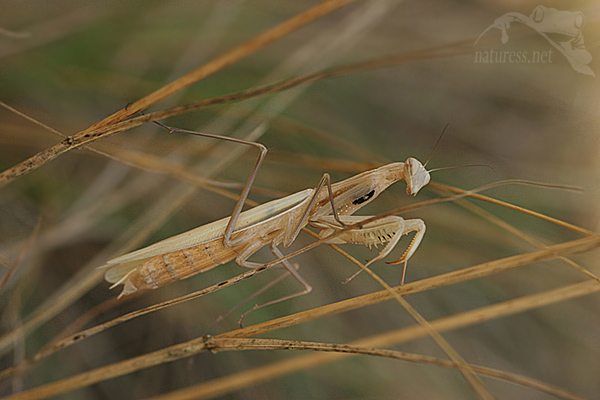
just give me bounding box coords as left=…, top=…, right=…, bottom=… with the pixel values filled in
left=113, top=239, right=238, bottom=298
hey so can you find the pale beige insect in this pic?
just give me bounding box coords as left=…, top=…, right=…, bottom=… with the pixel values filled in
left=103, top=122, right=432, bottom=306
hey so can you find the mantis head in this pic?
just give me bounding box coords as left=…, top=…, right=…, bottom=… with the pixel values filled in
left=404, top=157, right=430, bottom=196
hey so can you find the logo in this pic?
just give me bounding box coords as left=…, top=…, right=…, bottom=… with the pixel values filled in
left=475, top=5, right=594, bottom=76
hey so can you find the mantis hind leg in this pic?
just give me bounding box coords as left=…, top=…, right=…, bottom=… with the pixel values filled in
left=150, top=121, right=345, bottom=250
left=149, top=120, right=268, bottom=248
left=208, top=243, right=311, bottom=328
left=236, top=244, right=312, bottom=327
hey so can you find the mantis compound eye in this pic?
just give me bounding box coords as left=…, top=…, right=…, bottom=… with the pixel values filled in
left=405, top=158, right=430, bottom=196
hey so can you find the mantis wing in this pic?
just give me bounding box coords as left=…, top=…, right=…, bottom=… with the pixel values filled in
left=102, top=189, right=313, bottom=284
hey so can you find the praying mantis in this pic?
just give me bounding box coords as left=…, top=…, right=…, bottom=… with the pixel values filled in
left=104, top=121, right=434, bottom=310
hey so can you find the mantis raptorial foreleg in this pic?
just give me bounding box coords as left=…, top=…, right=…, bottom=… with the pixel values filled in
left=313, top=215, right=426, bottom=284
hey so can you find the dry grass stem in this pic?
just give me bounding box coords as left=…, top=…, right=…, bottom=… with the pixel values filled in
left=11, top=230, right=597, bottom=374
left=0, top=0, right=358, bottom=186
left=4, top=279, right=596, bottom=400
left=0, top=40, right=473, bottom=191
left=2, top=3, right=598, bottom=398
left=147, top=337, right=585, bottom=400
left=429, top=182, right=596, bottom=237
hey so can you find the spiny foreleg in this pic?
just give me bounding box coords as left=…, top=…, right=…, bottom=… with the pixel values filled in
left=312, top=215, right=425, bottom=284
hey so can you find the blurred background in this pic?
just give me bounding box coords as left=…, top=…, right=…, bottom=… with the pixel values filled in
left=1, top=1, right=599, bottom=399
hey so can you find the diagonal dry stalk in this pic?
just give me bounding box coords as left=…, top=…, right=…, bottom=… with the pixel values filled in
left=2, top=3, right=598, bottom=399
left=3, top=180, right=599, bottom=380
left=1, top=171, right=585, bottom=360
left=0, top=38, right=475, bottom=190
left=0, top=37, right=508, bottom=397
left=0, top=0, right=384, bottom=360
left=152, top=280, right=598, bottom=400
left=148, top=337, right=587, bottom=400
left=0, top=0, right=358, bottom=187
left=3, top=152, right=597, bottom=398
left=2, top=102, right=588, bottom=396
left=2, top=162, right=597, bottom=396
left=429, top=183, right=600, bottom=283
left=5, top=179, right=582, bottom=360
left=3, top=273, right=597, bottom=400
left=0, top=41, right=480, bottom=355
